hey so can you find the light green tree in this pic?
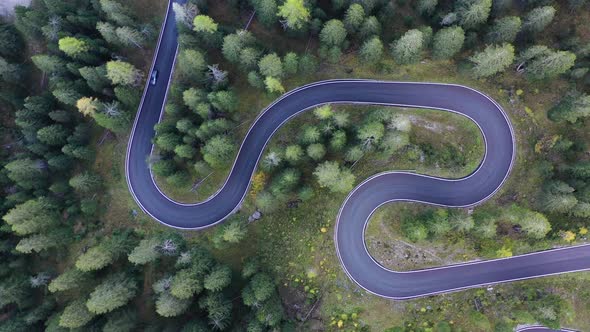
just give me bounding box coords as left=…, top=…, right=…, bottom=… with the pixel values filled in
left=344, top=4, right=365, bottom=32
left=573, top=202, right=590, bottom=218
left=222, top=31, right=256, bottom=63
left=2, top=197, right=58, bottom=236
left=307, top=143, right=326, bottom=160
left=450, top=212, right=474, bottom=232
left=380, top=131, right=410, bottom=155
left=242, top=257, right=261, bottom=279
left=170, top=268, right=203, bottom=299
left=76, top=245, right=116, bottom=272
left=429, top=209, right=451, bottom=237
left=548, top=91, right=590, bottom=123
left=320, top=19, right=347, bottom=47
left=298, top=54, right=318, bottom=73
left=86, top=273, right=137, bottom=314
left=49, top=269, right=89, bottom=293
left=37, top=124, right=69, bottom=146
left=208, top=90, right=238, bottom=112
left=248, top=71, right=264, bottom=89
left=106, top=60, right=142, bottom=86
left=155, top=132, right=181, bottom=152
left=358, top=121, right=385, bottom=147
left=486, top=16, right=521, bottom=44
left=391, top=29, right=425, bottom=64
left=4, top=158, right=47, bottom=190
left=220, top=219, right=247, bottom=244
left=183, top=87, right=207, bottom=114
left=264, top=76, right=285, bottom=94
left=457, top=0, right=492, bottom=29
left=314, top=161, right=355, bottom=193
left=283, top=52, right=299, bottom=75
left=470, top=43, right=515, bottom=77
left=175, top=144, right=196, bottom=159
left=115, top=26, right=145, bottom=48
left=100, top=0, right=134, bottom=26
left=473, top=217, right=497, bottom=239
left=541, top=191, right=578, bottom=214
left=300, top=125, right=320, bottom=144
left=250, top=273, right=275, bottom=302
left=69, top=171, right=102, bottom=193
left=156, top=292, right=191, bottom=317
left=252, top=0, right=278, bottom=27
left=330, top=130, right=347, bottom=150
left=360, top=37, right=384, bottom=64
left=59, top=299, right=95, bottom=329
left=193, top=15, right=218, bottom=33
left=403, top=220, right=428, bottom=242
left=259, top=53, right=283, bottom=78
left=97, top=21, right=120, bottom=45
left=58, top=37, right=89, bottom=57
left=522, top=6, right=555, bottom=34
left=313, top=104, right=332, bottom=119
left=177, top=49, right=206, bottom=83
left=345, top=146, right=363, bottom=163
left=204, top=264, right=232, bottom=291
left=52, top=83, right=84, bottom=106
left=417, top=0, right=438, bottom=16
left=15, top=232, right=61, bottom=254
left=128, top=237, right=160, bottom=265
left=432, top=26, right=465, bottom=59
left=519, top=210, right=551, bottom=239
left=285, top=145, right=304, bottom=162
left=519, top=46, right=576, bottom=80
left=31, top=54, right=66, bottom=74
left=202, top=135, right=235, bottom=168
left=172, top=2, right=198, bottom=27
left=360, top=16, right=381, bottom=38
left=76, top=235, right=129, bottom=272
left=79, top=65, right=110, bottom=93
left=240, top=47, right=261, bottom=71
left=277, top=0, right=310, bottom=30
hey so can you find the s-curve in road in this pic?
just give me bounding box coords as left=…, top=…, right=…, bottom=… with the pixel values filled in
left=126, top=0, right=590, bottom=299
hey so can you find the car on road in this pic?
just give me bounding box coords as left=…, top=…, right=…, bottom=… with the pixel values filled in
left=150, top=70, right=158, bottom=85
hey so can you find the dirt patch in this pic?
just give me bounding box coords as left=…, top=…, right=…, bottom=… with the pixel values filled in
left=365, top=205, right=479, bottom=271
left=0, top=0, right=31, bottom=17
left=408, top=114, right=457, bottom=134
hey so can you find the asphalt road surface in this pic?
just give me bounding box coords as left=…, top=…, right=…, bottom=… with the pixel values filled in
left=517, top=326, right=578, bottom=332
left=126, top=0, right=590, bottom=302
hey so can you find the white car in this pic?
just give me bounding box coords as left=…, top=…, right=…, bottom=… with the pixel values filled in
left=150, top=70, right=158, bottom=85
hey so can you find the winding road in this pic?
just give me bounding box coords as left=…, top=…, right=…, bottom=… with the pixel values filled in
left=517, top=326, right=579, bottom=332
left=126, top=0, right=590, bottom=304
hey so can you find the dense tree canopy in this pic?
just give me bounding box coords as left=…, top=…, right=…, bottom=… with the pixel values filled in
left=0, top=0, right=587, bottom=330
